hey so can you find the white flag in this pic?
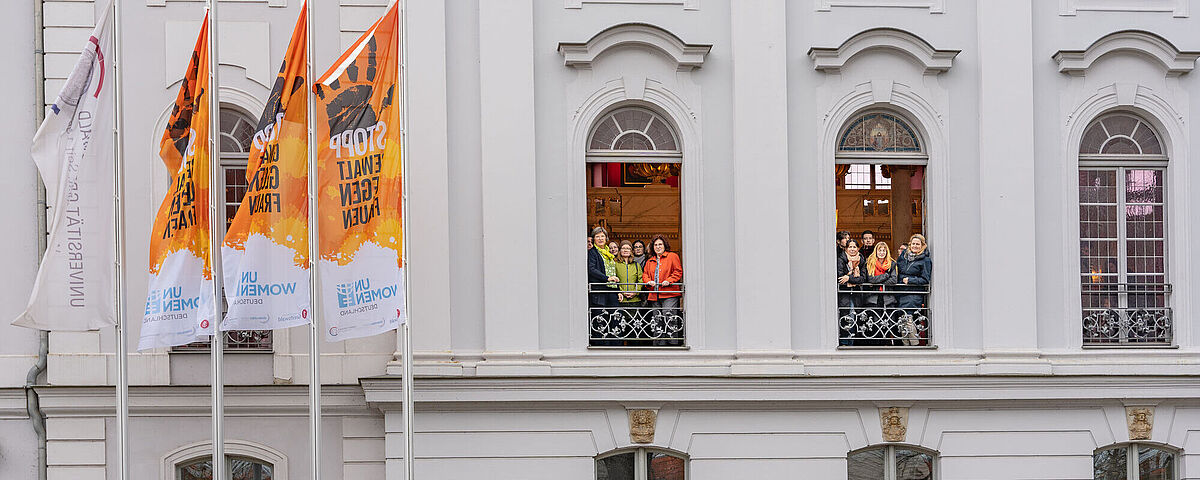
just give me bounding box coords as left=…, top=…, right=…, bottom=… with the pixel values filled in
left=13, top=9, right=116, bottom=331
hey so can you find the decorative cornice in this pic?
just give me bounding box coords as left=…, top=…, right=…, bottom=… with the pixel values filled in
left=32, top=385, right=373, bottom=417
left=558, top=23, right=711, bottom=71
left=361, top=375, right=1200, bottom=407
left=808, top=27, right=959, bottom=74
left=1053, top=30, right=1200, bottom=76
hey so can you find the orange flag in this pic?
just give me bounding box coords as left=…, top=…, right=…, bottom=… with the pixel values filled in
left=141, top=15, right=215, bottom=350
left=313, top=3, right=404, bottom=341
left=221, top=5, right=311, bottom=332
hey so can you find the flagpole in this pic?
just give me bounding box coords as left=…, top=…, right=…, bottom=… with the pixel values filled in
left=397, top=0, right=415, bottom=478
left=205, top=1, right=226, bottom=480
left=110, top=0, right=131, bottom=479
left=303, top=0, right=323, bottom=478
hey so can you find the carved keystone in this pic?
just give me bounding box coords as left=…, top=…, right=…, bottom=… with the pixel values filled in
left=629, top=409, right=657, bottom=444
left=879, top=407, right=910, bottom=443
left=1127, top=407, right=1154, bottom=441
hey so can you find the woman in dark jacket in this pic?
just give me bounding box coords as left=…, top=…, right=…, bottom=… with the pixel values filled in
left=837, top=240, right=867, bottom=309
left=587, top=227, right=620, bottom=312
left=895, top=234, right=931, bottom=309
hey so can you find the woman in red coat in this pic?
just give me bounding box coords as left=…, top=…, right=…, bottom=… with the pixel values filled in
left=641, top=234, right=683, bottom=318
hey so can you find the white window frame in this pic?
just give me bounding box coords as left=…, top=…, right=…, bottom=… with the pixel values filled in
left=1077, top=113, right=1171, bottom=346
left=162, top=439, right=288, bottom=480
left=1094, top=443, right=1180, bottom=479
left=596, top=447, right=688, bottom=480
left=848, top=444, right=939, bottom=480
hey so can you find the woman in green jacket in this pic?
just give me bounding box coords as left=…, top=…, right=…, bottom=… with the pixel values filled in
left=614, top=241, right=644, bottom=309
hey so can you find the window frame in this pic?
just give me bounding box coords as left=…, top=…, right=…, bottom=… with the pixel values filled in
left=584, top=105, right=688, bottom=348
left=1077, top=113, right=1171, bottom=347
left=175, top=454, right=274, bottom=480
left=848, top=444, right=939, bottom=480
left=834, top=109, right=932, bottom=349
left=171, top=105, right=272, bottom=353
left=1093, top=442, right=1180, bottom=480
left=595, top=447, right=688, bottom=480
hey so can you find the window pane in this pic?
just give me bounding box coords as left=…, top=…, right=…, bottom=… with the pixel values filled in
left=1094, top=447, right=1128, bottom=480
left=179, top=459, right=213, bottom=480
left=848, top=448, right=886, bottom=480
left=614, top=132, right=654, bottom=150
left=1138, top=446, right=1174, bottom=480
left=1103, top=115, right=1137, bottom=137
left=596, top=453, right=635, bottom=480
left=1080, top=123, right=1107, bottom=154
left=895, top=449, right=934, bottom=480
left=1102, top=137, right=1141, bottom=155
left=230, top=458, right=272, bottom=480
left=647, top=451, right=685, bottom=480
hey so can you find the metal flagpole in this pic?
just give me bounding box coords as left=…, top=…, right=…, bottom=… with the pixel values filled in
left=303, top=0, right=323, bottom=478
left=111, top=1, right=131, bottom=479
left=398, top=0, right=415, bottom=478
left=205, top=1, right=226, bottom=479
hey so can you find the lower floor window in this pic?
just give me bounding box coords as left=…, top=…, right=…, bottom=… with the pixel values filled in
left=849, top=445, right=935, bottom=480
left=177, top=455, right=273, bottom=480
left=1094, top=443, right=1176, bottom=480
left=596, top=448, right=685, bottom=480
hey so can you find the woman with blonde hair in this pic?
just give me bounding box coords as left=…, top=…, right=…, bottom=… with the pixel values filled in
left=896, top=233, right=931, bottom=309
left=864, top=241, right=897, bottom=308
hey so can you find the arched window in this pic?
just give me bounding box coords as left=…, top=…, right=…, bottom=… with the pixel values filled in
left=1078, top=113, right=1171, bottom=346
left=173, top=106, right=271, bottom=352
left=835, top=110, right=929, bottom=348
left=585, top=106, right=685, bottom=347
left=1094, top=443, right=1177, bottom=479
left=176, top=455, right=274, bottom=480
left=596, top=448, right=686, bottom=480
left=848, top=445, right=936, bottom=480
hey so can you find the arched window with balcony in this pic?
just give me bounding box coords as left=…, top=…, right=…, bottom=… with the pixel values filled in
left=586, top=106, right=685, bottom=347
left=835, top=110, right=930, bottom=347
left=1078, top=113, right=1171, bottom=346
left=596, top=448, right=686, bottom=480
left=848, top=444, right=936, bottom=480
left=1094, top=443, right=1178, bottom=479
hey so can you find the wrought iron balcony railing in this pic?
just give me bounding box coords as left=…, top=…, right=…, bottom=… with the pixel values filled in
left=1082, top=283, right=1172, bottom=346
left=589, top=282, right=685, bottom=347
left=173, top=330, right=273, bottom=352
left=838, top=283, right=931, bottom=347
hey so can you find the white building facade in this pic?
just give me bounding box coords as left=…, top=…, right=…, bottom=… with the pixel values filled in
left=2, top=0, right=1200, bottom=479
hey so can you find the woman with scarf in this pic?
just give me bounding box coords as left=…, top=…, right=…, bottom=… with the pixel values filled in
left=838, top=240, right=867, bottom=303
left=587, top=227, right=620, bottom=316
left=896, top=234, right=932, bottom=309
left=864, top=241, right=898, bottom=308
left=631, top=240, right=648, bottom=268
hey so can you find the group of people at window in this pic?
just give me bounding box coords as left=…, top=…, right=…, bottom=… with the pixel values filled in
left=837, top=230, right=932, bottom=345
left=587, top=227, right=683, bottom=315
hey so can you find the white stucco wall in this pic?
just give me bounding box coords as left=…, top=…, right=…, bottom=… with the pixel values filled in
left=2, top=1, right=1200, bottom=479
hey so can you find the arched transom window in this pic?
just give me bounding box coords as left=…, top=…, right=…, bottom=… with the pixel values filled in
left=1080, top=114, right=1163, bottom=156
left=1094, top=443, right=1177, bottom=479
left=849, top=445, right=936, bottom=480
left=177, top=455, right=274, bottom=480
left=1077, top=113, right=1170, bottom=346
left=589, top=107, right=680, bottom=154
left=838, top=112, right=922, bottom=153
